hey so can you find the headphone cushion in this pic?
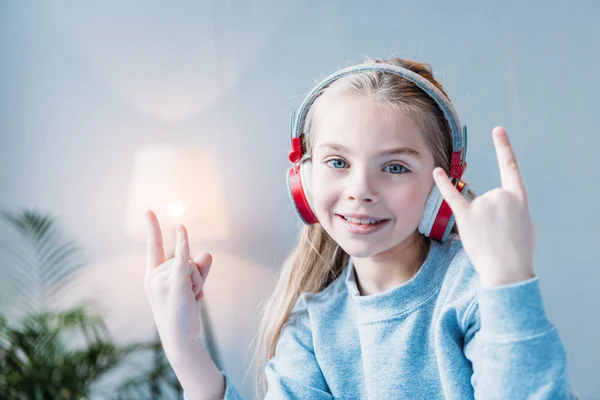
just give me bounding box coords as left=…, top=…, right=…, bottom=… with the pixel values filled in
left=419, top=184, right=445, bottom=237
left=299, top=159, right=315, bottom=213
left=286, top=160, right=318, bottom=224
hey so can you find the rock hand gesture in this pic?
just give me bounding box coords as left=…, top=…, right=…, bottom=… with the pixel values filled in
left=433, top=127, right=536, bottom=288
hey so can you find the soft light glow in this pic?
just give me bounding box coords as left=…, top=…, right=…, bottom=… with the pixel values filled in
left=168, top=200, right=186, bottom=218
left=124, top=145, right=230, bottom=243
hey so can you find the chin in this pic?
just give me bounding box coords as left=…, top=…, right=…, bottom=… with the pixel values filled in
left=333, top=230, right=419, bottom=261
left=335, top=239, right=388, bottom=259
left=345, top=249, right=382, bottom=259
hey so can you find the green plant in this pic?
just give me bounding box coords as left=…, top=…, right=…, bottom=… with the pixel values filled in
left=0, top=209, right=85, bottom=315
left=0, top=209, right=183, bottom=399
left=0, top=305, right=142, bottom=399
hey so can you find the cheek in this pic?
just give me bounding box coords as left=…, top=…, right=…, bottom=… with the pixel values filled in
left=311, top=167, right=341, bottom=214
left=311, top=167, right=333, bottom=212
left=312, top=180, right=337, bottom=208
left=386, top=182, right=432, bottom=217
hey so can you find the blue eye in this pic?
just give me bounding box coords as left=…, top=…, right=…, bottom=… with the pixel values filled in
left=385, top=164, right=408, bottom=174
left=326, top=159, right=347, bottom=169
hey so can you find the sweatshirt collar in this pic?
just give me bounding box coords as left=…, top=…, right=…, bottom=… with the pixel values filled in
left=344, top=238, right=456, bottom=324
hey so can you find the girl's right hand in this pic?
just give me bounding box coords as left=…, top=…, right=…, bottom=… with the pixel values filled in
left=144, top=209, right=213, bottom=353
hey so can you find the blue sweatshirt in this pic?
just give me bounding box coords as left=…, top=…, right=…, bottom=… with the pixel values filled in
left=186, top=234, right=577, bottom=399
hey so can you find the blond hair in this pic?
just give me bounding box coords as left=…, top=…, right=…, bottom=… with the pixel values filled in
left=251, top=56, right=474, bottom=397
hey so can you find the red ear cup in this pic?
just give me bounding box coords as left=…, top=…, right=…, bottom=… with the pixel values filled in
left=430, top=180, right=467, bottom=240
left=419, top=180, right=470, bottom=242
left=287, top=162, right=318, bottom=224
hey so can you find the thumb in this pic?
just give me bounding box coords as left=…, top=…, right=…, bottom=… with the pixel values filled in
left=432, top=167, right=469, bottom=219
left=194, top=252, right=213, bottom=278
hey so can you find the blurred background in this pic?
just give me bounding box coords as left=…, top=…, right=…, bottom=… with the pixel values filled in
left=1, top=0, right=598, bottom=398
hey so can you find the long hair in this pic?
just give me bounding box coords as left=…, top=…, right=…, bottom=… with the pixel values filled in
left=251, top=56, right=475, bottom=397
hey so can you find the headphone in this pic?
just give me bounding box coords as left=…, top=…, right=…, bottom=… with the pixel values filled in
left=286, top=63, right=472, bottom=242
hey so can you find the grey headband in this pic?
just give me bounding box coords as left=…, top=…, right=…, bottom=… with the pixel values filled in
left=289, top=63, right=467, bottom=164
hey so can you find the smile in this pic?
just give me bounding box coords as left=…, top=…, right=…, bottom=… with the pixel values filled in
left=336, top=214, right=390, bottom=235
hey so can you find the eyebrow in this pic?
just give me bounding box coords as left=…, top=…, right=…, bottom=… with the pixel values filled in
left=317, top=142, right=422, bottom=158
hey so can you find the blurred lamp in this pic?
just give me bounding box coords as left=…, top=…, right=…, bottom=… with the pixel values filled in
left=124, top=145, right=229, bottom=244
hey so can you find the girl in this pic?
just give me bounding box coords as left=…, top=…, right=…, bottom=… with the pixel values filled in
left=144, top=57, right=577, bottom=399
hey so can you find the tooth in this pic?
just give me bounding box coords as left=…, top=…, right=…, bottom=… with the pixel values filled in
left=344, top=217, right=380, bottom=225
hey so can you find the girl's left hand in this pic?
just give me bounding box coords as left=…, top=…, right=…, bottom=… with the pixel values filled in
left=432, top=126, right=536, bottom=287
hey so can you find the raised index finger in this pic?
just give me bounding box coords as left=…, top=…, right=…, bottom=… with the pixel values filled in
left=145, top=209, right=166, bottom=272
left=493, top=127, right=527, bottom=197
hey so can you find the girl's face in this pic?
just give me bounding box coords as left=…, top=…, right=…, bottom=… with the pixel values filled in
left=310, top=94, right=436, bottom=259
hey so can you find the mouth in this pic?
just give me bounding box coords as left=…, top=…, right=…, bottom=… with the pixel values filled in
left=336, top=214, right=388, bottom=225
left=335, top=214, right=390, bottom=234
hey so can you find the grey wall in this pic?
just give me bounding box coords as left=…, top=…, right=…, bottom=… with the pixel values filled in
left=1, top=0, right=598, bottom=398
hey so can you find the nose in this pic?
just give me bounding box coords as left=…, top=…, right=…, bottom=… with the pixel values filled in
left=346, top=168, right=378, bottom=204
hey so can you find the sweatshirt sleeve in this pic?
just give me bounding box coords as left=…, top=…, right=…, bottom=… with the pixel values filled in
left=184, top=294, right=333, bottom=400
left=462, top=276, right=578, bottom=399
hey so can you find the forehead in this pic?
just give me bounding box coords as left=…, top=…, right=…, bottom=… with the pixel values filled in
left=311, top=94, right=426, bottom=152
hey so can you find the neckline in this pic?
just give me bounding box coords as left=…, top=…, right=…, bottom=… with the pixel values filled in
left=344, top=238, right=453, bottom=324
